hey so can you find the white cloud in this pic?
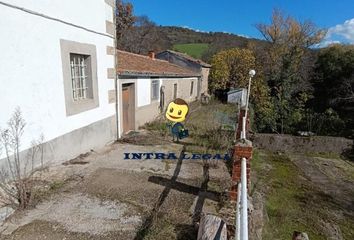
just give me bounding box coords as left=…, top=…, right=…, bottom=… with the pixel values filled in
left=314, top=40, right=341, bottom=48
left=236, top=34, right=251, bottom=39
left=317, top=18, right=354, bottom=48
left=181, top=25, right=208, bottom=33
left=327, top=18, right=354, bottom=42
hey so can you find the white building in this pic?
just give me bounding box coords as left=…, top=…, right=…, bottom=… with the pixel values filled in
left=117, top=50, right=200, bottom=134
left=0, top=0, right=117, bottom=164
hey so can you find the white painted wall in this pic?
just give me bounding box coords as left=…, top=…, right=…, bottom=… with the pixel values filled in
left=3, top=0, right=110, bottom=33
left=136, top=78, right=163, bottom=107
left=0, top=0, right=115, bottom=158
left=137, top=78, right=151, bottom=107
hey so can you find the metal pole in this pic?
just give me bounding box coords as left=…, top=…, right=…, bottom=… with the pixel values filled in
left=240, top=157, right=248, bottom=240
left=235, top=182, right=241, bottom=240
left=241, top=117, right=246, bottom=139
left=243, top=76, right=252, bottom=140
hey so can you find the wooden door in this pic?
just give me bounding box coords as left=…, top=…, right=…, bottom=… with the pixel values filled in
left=122, top=84, right=135, bottom=133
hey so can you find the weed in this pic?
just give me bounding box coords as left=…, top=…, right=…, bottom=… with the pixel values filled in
left=162, top=160, right=172, bottom=171
left=49, top=181, right=65, bottom=191
left=143, top=119, right=168, bottom=137
left=143, top=216, right=177, bottom=240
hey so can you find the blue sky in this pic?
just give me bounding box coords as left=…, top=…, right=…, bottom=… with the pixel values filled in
left=129, top=0, right=354, bottom=46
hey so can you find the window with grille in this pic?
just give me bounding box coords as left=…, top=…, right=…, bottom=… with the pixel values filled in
left=70, top=54, right=92, bottom=101
left=61, top=39, right=99, bottom=116
left=151, top=80, right=159, bottom=100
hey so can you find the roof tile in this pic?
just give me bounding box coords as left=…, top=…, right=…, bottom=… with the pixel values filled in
left=117, top=50, right=200, bottom=77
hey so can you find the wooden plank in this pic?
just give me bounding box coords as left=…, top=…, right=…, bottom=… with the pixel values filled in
left=197, top=214, right=227, bottom=240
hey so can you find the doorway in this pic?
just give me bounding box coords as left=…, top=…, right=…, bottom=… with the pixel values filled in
left=122, top=83, right=135, bottom=134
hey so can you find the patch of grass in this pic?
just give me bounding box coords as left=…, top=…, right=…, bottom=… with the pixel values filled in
left=31, top=180, right=66, bottom=207
left=142, top=214, right=197, bottom=240
left=173, top=43, right=209, bottom=59
left=208, top=180, right=222, bottom=193
left=144, top=216, right=176, bottom=240
left=339, top=218, right=354, bottom=240
left=251, top=149, right=261, bottom=172
left=259, top=153, right=327, bottom=240
left=143, top=119, right=168, bottom=136
left=49, top=181, right=65, bottom=191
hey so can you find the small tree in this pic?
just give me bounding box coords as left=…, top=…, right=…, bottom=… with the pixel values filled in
left=209, top=48, right=276, bottom=132
left=209, top=48, right=256, bottom=91
left=0, top=108, right=44, bottom=209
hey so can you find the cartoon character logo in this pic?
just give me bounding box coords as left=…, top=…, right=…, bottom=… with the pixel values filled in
left=165, top=98, right=189, bottom=141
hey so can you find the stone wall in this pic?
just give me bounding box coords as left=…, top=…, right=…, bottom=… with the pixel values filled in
left=252, top=133, right=353, bottom=154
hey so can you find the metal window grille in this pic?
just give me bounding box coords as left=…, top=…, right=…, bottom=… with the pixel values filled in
left=70, top=54, right=89, bottom=101
left=151, top=80, right=159, bottom=100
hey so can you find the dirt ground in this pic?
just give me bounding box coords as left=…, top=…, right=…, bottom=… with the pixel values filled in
left=0, top=137, right=230, bottom=240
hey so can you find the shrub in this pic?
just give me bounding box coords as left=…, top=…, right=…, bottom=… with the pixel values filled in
left=0, top=108, right=44, bottom=209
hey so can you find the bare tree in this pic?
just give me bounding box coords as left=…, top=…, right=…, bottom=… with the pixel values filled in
left=118, top=15, right=171, bottom=54
left=0, top=108, right=44, bottom=209
left=116, top=0, right=135, bottom=41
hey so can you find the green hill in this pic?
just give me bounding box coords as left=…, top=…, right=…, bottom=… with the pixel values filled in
left=173, top=43, right=209, bottom=59
left=119, top=25, right=268, bottom=62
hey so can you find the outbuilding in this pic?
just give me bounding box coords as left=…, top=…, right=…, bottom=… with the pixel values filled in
left=156, top=50, right=211, bottom=99
left=117, top=50, right=201, bottom=134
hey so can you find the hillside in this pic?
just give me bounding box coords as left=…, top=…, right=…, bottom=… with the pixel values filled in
left=159, top=26, right=267, bottom=62
left=172, top=43, right=209, bottom=59
left=119, top=25, right=267, bottom=62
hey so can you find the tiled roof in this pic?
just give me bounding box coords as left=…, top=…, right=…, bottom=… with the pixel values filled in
left=157, top=50, right=212, bottom=68
left=117, top=50, right=200, bottom=77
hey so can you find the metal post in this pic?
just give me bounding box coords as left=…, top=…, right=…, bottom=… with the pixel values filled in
left=242, top=70, right=255, bottom=140
left=240, top=157, right=248, bottom=240
left=235, top=182, right=241, bottom=240
left=241, top=116, right=246, bottom=139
